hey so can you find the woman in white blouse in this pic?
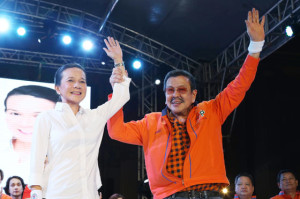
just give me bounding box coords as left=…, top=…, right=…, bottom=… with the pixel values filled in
left=29, top=37, right=130, bottom=199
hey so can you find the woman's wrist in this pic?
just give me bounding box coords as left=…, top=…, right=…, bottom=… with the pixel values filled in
left=113, top=58, right=123, bottom=64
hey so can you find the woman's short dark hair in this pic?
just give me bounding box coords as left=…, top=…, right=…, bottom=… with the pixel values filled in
left=4, top=85, right=58, bottom=111
left=54, top=63, right=86, bottom=86
left=235, top=172, right=255, bottom=186
left=277, top=169, right=297, bottom=183
left=163, top=69, right=196, bottom=92
left=109, top=193, right=125, bottom=199
left=4, top=176, right=26, bottom=196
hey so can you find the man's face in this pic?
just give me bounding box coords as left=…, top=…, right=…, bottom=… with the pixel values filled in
left=165, top=76, right=197, bottom=118
left=5, top=95, right=55, bottom=142
left=9, top=178, right=23, bottom=198
left=278, top=172, right=298, bottom=192
left=235, top=176, right=254, bottom=198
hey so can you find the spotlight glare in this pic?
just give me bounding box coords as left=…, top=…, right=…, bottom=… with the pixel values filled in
left=0, top=18, right=10, bottom=33
left=82, top=40, right=93, bottom=51
left=38, top=38, right=41, bottom=43
left=133, top=60, right=142, bottom=69
left=222, top=188, right=228, bottom=194
left=17, top=27, right=26, bottom=36
left=286, top=25, right=294, bottom=37
left=101, top=61, right=106, bottom=65
left=155, top=79, right=161, bottom=85
left=62, top=35, right=72, bottom=45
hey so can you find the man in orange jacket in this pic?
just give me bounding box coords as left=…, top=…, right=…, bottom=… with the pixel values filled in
left=271, top=170, right=300, bottom=199
left=108, top=8, right=265, bottom=199
left=234, top=173, right=256, bottom=199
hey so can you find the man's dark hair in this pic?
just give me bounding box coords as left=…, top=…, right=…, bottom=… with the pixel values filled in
left=0, top=169, right=3, bottom=181
left=54, top=63, right=86, bottom=86
left=4, top=85, right=58, bottom=111
left=163, top=70, right=197, bottom=91
left=277, top=169, right=297, bottom=183
left=4, top=176, right=26, bottom=196
left=109, top=193, right=125, bottom=199
left=235, top=172, right=255, bottom=186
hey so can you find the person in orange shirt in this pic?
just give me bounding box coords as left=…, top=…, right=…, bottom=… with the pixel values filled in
left=271, top=170, right=300, bottom=199
left=108, top=8, right=265, bottom=199
left=0, top=169, right=11, bottom=199
left=234, top=173, right=256, bottom=199
left=3, top=176, right=25, bottom=199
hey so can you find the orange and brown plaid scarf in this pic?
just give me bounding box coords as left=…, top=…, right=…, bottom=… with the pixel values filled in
left=166, top=110, right=226, bottom=192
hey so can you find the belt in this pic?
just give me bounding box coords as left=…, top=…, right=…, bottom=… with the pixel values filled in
left=166, top=190, right=221, bottom=199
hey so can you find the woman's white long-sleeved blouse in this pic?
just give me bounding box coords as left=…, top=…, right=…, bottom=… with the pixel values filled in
left=29, top=78, right=131, bottom=199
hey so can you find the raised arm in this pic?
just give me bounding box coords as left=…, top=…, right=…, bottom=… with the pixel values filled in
left=246, top=8, right=265, bottom=58
left=213, top=8, right=265, bottom=124
left=103, top=36, right=126, bottom=76
left=95, top=37, right=131, bottom=120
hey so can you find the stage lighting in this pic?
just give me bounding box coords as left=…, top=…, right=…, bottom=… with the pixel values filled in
left=286, top=25, right=294, bottom=37
left=133, top=59, right=142, bottom=69
left=62, top=35, right=72, bottom=45
left=155, top=79, right=161, bottom=85
left=222, top=187, right=228, bottom=194
left=101, top=61, right=105, bottom=65
left=17, top=27, right=26, bottom=36
left=0, top=18, right=10, bottom=33
left=82, top=40, right=93, bottom=51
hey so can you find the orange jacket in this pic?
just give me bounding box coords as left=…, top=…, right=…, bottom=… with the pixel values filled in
left=108, top=55, right=259, bottom=199
left=271, top=191, right=300, bottom=199
left=22, top=185, right=31, bottom=199
left=1, top=194, right=11, bottom=199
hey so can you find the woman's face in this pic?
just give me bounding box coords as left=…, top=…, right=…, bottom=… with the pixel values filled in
left=55, top=67, right=87, bottom=106
left=5, top=95, right=55, bottom=142
left=8, top=178, right=23, bottom=197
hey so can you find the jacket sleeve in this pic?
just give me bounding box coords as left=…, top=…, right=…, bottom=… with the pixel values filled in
left=107, top=108, right=147, bottom=146
left=212, top=55, right=259, bottom=124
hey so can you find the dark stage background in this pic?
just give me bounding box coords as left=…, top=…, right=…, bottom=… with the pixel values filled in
left=0, top=36, right=299, bottom=199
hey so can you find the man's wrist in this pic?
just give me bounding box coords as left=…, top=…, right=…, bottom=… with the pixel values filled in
left=248, top=40, right=265, bottom=53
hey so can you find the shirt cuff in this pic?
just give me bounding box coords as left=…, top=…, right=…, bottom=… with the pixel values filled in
left=29, top=173, right=43, bottom=188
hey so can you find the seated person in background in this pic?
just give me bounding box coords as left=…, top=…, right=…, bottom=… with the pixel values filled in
left=271, top=169, right=299, bottom=199
left=0, top=169, right=11, bottom=199
left=109, top=193, right=125, bottom=199
left=234, top=173, right=256, bottom=199
left=3, top=176, right=25, bottom=199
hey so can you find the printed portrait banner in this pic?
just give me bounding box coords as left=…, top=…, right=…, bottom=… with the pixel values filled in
left=0, top=78, right=91, bottom=185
